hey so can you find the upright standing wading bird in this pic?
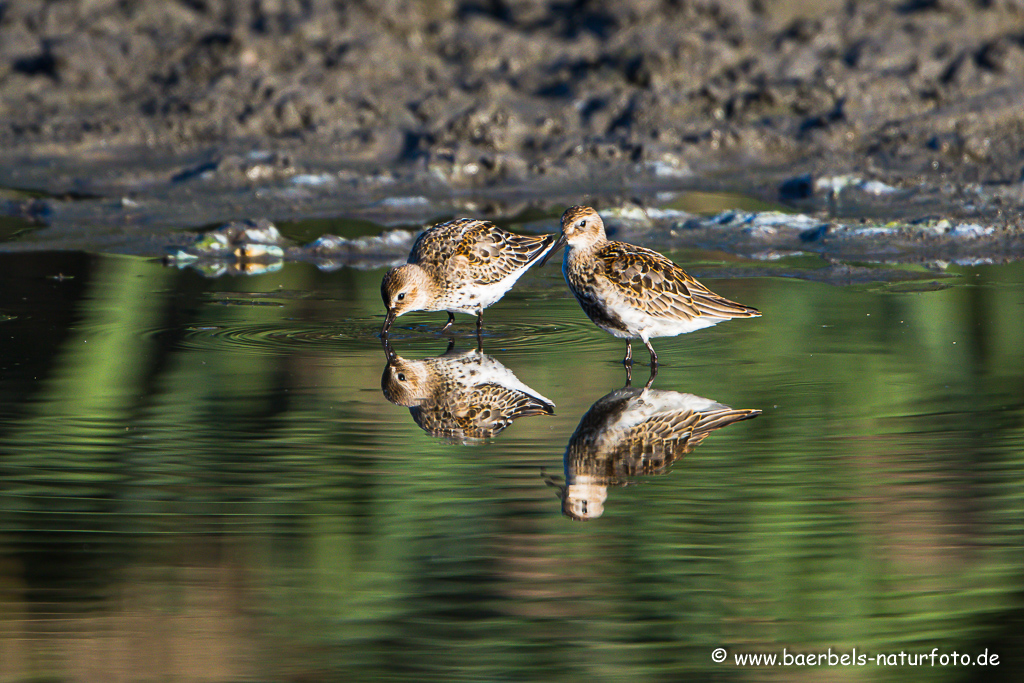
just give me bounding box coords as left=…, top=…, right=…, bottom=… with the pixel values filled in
left=544, top=206, right=760, bottom=367
left=381, top=218, right=557, bottom=336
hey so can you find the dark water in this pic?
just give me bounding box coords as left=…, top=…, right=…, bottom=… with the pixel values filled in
left=1, top=249, right=1023, bottom=681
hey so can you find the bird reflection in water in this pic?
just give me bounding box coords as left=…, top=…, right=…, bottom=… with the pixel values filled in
left=550, top=371, right=760, bottom=520
left=381, top=337, right=555, bottom=443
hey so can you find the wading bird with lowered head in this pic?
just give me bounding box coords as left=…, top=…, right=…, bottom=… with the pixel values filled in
left=381, top=217, right=557, bottom=337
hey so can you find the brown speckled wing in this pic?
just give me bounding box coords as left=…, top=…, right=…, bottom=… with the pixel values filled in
left=573, top=408, right=706, bottom=473
left=408, top=218, right=480, bottom=268
left=457, top=223, right=555, bottom=285
left=604, top=407, right=759, bottom=477
left=566, top=388, right=760, bottom=481
left=414, top=383, right=555, bottom=440
left=411, top=218, right=555, bottom=285
left=595, top=242, right=759, bottom=320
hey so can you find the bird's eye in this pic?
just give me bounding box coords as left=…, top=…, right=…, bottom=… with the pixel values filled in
left=397, top=293, right=406, bottom=301
left=397, top=373, right=406, bottom=381
left=577, top=220, right=586, bottom=228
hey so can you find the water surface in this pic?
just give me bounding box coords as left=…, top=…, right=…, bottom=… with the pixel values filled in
left=1, top=250, right=1022, bottom=681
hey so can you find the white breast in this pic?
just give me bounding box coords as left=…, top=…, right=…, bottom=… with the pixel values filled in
left=589, top=279, right=725, bottom=340
left=440, top=270, right=531, bottom=314
left=620, top=305, right=724, bottom=338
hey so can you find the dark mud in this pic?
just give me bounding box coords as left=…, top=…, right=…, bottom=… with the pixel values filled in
left=2, top=0, right=1024, bottom=259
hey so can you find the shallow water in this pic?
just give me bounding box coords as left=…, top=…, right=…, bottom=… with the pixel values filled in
left=1, top=249, right=1023, bottom=681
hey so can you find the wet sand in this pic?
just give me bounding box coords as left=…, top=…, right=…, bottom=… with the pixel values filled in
left=2, top=0, right=1024, bottom=258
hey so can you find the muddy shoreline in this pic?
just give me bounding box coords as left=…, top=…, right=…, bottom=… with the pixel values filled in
left=2, top=1, right=1024, bottom=260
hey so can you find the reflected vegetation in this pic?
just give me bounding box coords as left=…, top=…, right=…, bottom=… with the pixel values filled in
left=2, top=252, right=1024, bottom=680
left=551, top=373, right=760, bottom=520
left=381, top=337, right=554, bottom=442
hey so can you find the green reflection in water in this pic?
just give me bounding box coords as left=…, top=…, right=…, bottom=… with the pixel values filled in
left=0, top=255, right=1021, bottom=681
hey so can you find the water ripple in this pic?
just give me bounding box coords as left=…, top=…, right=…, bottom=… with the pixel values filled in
left=161, top=314, right=607, bottom=357
left=175, top=322, right=378, bottom=353
left=375, top=317, right=604, bottom=355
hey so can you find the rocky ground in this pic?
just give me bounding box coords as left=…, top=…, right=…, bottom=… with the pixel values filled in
left=2, top=0, right=1024, bottom=255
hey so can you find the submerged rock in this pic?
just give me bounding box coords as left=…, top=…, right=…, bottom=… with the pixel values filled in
left=304, top=229, right=416, bottom=271
left=161, top=197, right=1024, bottom=278
left=166, top=219, right=417, bottom=275
left=165, top=218, right=287, bottom=276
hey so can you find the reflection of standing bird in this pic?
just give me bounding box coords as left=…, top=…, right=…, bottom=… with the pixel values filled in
left=546, top=205, right=760, bottom=367
left=380, top=218, right=557, bottom=336
left=556, top=385, right=760, bottom=520
left=382, top=341, right=555, bottom=442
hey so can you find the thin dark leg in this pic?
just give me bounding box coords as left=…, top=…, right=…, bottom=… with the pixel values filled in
left=624, top=363, right=633, bottom=387
left=644, top=364, right=658, bottom=390
left=445, top=337, right=456, bottom=354
left=475, top=309, right=483, bottom=351
left=622, top=340, right=633, bottom=366
left=440, top=311, right=455, bottom=333
left=643, top=338, right=658, bottom=368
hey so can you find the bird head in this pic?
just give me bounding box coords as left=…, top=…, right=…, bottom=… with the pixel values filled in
left=560, top=205, right=607, bottom=248
left=562, top=480, right=608, bottom=521
left=380, top=353, right=432, bottom=406
left=380, top=264, right=433, bottom=334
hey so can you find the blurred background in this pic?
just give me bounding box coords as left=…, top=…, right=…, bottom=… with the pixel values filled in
left=2, top=0, right=1024, bottom=191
